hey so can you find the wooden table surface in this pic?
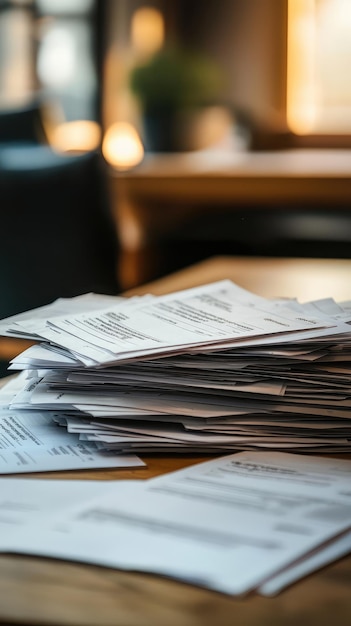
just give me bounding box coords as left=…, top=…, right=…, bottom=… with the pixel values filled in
left=1, top=255, right=351, bottom=626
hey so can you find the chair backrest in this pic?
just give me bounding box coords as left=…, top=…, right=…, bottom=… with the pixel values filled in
left=0, top=146, right=120, bottom=320
left=0, top=100, right=47, bottom=145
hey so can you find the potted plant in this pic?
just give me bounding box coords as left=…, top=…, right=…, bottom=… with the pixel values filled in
left=129, top=47, right=225, bottom=152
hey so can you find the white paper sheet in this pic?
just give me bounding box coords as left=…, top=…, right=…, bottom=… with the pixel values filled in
left=13, top=281, right=329, bottom=366
left=0, top=478, right=117, bottom=529
left=4, top=451, right=351, bottom=596
left=259, top=530, right=351, bottom=595
left=0, top=408, right=144, bottom=473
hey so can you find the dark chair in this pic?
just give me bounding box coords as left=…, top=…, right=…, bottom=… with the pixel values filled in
left=0, top=100, right=48, bottom=145
left=0, top=146, right=120, bottom=374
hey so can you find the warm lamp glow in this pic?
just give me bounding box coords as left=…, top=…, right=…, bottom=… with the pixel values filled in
left=50, top=120, right=101, bottom=153
left=131, top=7, right=164, bottom=56
left=102, top=122, right=144, bottom=170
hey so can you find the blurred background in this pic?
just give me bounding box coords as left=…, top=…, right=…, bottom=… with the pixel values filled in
left=4, top=0, right=351, bottom=151
left=1, top=0, right=351, bottom=331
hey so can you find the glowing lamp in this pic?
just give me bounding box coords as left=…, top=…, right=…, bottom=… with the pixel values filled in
left=50, top=120, right=101, bottom=153
left=102, top=122, right=144, bottom=170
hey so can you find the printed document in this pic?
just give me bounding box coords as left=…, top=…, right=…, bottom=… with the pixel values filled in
left=14, top=281, right=329, bottom=365
left=4, top=451, right=351, bottom=596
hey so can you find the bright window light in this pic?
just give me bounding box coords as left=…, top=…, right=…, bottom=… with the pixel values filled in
left=36, top=0, right=94, bottom=15
left=288, top=0, right=351, bottom=134
left=37, top=25, right=76, bottom=87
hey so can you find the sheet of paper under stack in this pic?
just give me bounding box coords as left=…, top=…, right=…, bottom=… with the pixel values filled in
left=1, top=279, right=351, bottom=457
left=1, top=450, right=351, bottom=596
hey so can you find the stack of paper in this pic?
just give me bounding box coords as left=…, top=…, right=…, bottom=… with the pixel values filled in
left=1, top=279, right=351, bottom=458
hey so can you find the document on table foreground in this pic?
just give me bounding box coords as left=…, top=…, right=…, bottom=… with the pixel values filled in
left=0, top=478, right=127, bottom=531
left=4, top=451, right=351, bottom=596
left=259, top=529, right=351, bottom=595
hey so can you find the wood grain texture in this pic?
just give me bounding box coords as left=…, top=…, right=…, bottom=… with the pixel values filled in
left=125, top=255, right=351, bottom=302
left=0, top=553, right=350, bottom=626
